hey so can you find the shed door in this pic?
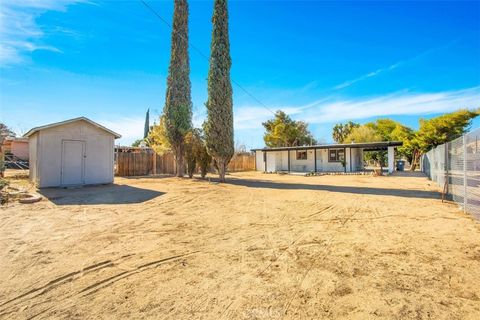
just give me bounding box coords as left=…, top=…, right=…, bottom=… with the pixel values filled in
left=61, top=140, right=85, bottom=186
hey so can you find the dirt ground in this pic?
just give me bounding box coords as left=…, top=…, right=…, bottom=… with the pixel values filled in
left=1, top=171, right=479, bottom=319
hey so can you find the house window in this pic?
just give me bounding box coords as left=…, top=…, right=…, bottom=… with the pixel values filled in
left=328, top=148, right=345, bottom=162
left=296, top=150, right=308, bottom=160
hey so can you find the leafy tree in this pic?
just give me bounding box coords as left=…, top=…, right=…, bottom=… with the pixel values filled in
left=144, top=108, right=150, bottom=139
left=415, top=109, right=479, bottom=150
left=147, top=115, right=171, bottom=155
left=365, top=119, right=398, bottom=140
left=343, top=126, right=382, bottom=143
left=184, top=128, right=212, bottom=178
left=194, top=129, right=212, bottom=178
left=409, top=109, right=479, bottom=170
left=344, top=123, right=397, bottom=169
left=0, top=123, right=15, bottom=177
left=262, top=110, right=316, bottom=147
left=204, top=0, right=234, bottom=182
left=390, top=124, right=415, bottom=163
left=0, top=123, right=15, bottom=143
left=163, top=0, right=192, bottom=177
left=365, top=119, right=415, bottom=163
left=131, top=139, right=143, bottom=147
left=332, top=121, right=359, bottom=143
left=184, top=131, right=198, bottom=178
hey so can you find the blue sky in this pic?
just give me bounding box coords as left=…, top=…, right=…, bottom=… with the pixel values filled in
left=1, top=0, right=479, bottom=148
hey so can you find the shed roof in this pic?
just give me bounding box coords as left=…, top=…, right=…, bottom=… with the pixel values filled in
left=23, top=117, right=121, bottom=139
left=251, top=141, right=403, bottom=152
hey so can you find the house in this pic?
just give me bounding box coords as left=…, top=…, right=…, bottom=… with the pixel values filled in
left=252, top=141, right=403, bottom=174
left=3, top=137, right=29, bottom=161
left=24, top=117, right=121, bottom=188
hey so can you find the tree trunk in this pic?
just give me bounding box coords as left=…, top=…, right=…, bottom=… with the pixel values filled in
left=410, top=150, right=421, bottom=171
left=218, top=158, right=226, bottom=182
left=174, top=145, right=184, bottom=177
left=200, top=164, right=207, bottom=178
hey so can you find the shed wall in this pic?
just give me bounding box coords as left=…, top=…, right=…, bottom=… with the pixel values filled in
left=37, top=120, right=115, bottom=188
left=29, top=133, right=38, bottom=184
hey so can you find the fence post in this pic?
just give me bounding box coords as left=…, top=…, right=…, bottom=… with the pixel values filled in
left=463, top=134, right=467, bottom=213
left=445, top=142, right=449, bottom=195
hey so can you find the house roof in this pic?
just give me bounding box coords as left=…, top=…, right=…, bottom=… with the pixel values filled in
left=23, top=117, right=122, bottom=139
left=4, top=137, right=28, bottom=143
left=251, top=141, right=403, bottom=152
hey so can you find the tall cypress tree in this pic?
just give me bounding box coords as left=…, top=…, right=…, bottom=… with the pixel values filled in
left=204, top=0, right=234, bottom=182
left=143, top=108, right=150, bottom=139
left=164, top=0, right=192, bottom=177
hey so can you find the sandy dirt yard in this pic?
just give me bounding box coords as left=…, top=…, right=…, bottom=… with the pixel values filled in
left=1, top=171, right=479, bottom=319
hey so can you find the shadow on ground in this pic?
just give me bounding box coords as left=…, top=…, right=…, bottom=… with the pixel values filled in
left=391, top=171, right=426, bottom=178
left=221, top=177, right=440, bottom=199
left=38, top=184, right=164, bottom=205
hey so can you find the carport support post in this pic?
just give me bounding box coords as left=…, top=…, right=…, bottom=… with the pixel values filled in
left=287, top=150, right=290, bottom=172
left=264, top=151, right=267, bottom=172
left=387, top=146, right=395, bottom=174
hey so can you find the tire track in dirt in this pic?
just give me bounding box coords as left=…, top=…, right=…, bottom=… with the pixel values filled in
left=79, top=251, right=199, bottom=296
left=0, top=252, right=199, bottom=318
left=283, top=205, right=361, bottom=316
left=218, top=200, right=338, bottom=318
left=256, top=204, right=337, bottom=277
left=0, top=259, right=115, bottom=308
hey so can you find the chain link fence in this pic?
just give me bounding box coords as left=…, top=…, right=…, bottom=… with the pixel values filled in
left=422, top=127, right=480, bottom=220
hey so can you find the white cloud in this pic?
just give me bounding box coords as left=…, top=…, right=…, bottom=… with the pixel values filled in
left=234, top=105, right=304, bottom=130
left=334, top=62, right=399, bottom=90
left=333, top=40, right=459, bottom=90
left=307, top=86, right=480, bottom=123
left=233, top=86, right=480, bottom=130
left=0, top=0, right=85, bottom=65
left=97, top=116, right=145, bottom=146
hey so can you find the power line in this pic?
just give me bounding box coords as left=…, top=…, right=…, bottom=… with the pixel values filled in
left=139, top=0, right=276, bottom=115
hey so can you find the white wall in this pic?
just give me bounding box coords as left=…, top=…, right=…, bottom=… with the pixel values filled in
left=266, top=151, right=278, bottom=172
left=350, top=148, right=364, bottom=171
left=255, top=147, right=367, bottom=173
left=285, top=149, right=314, bottom=172
left=255, top=151, right=264, bottom=171
left=29, top=133, right=38, bottom=184
left=315, top=149, right=344, bottom=172
left=12, top=141, right=29, bottom=160
left=35, top=120, right=115, bottom=188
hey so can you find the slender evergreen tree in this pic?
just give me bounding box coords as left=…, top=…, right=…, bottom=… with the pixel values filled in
left=143, top=108, right=150, bottom=139
left=204, top=0, right=234, bottom=182
left=163, top=0, right=192, bottom=177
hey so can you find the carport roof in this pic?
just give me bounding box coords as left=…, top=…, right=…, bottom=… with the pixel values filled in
left=251, top=141, right=403, bottom=152
left=23, top=117, right=122, bottom=139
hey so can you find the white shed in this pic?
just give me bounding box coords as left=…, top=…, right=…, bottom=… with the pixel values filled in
left=24, top=117, right=121, bottom=188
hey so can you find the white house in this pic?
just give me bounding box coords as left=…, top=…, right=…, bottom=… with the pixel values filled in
left=24, top=117, right=121, bottom=188
left=252, top=141, right=403, bottom=174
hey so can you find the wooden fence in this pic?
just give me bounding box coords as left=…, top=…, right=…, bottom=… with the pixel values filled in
left=227, top=153, right=256, bottom=172
left=116, top=152, right=255, bottom=177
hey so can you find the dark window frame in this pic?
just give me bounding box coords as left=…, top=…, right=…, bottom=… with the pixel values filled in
left=328, top=148, right=345, bottom=162
left=296, top=150, right=308, bottom=160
